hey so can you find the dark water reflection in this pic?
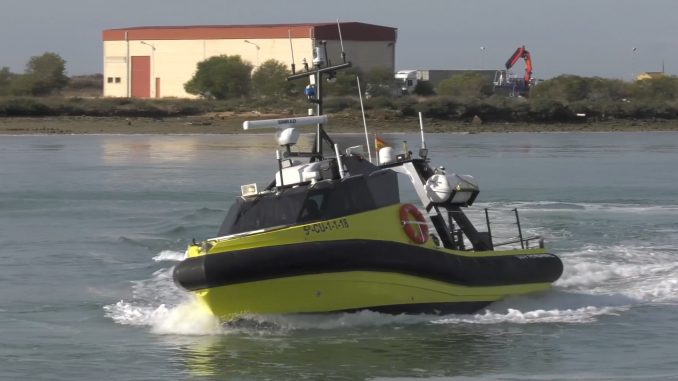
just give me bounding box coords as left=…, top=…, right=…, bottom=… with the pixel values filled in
left=162, top=323, right=555, bottom=380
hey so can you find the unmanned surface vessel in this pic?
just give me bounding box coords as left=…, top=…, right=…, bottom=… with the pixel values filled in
left=173, top=39, right=562, bottom=320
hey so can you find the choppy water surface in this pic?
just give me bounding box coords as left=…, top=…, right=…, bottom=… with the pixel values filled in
left=1, top=132, right=677, bottom=380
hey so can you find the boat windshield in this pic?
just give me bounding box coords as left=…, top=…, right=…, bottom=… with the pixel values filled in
left=217, top=172, right=399, bottom=236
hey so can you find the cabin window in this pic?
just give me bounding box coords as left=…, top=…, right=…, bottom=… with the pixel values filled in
left=298, top=193, right=325, bottom=222
left=396, top=172, right=420, bottom=204
left=217, top=189, right=307, bottom=235
left=300, top=176, right=377, bottom=222
left=218, top=175, right=388, bottom=236
left=366, top=170, right=399, bottom=207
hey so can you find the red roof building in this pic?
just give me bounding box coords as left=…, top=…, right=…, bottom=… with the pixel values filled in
left=102, top=22, right=397, bottom=98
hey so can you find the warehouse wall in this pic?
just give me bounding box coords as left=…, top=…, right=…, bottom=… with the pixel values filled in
left=103, top=37, right=395, bottom=98
left=104, top=38, right=313, bottom=98
left=322, top=40, right=395, bottom=72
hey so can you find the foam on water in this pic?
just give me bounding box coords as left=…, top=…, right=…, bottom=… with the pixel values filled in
left=556, top=243, right=678, bottom=303
left=106, top=238, right=678, bottom=334
left=104, top=257, right=216, bottom=334
left=432, top=306, right=623, bottom=325
left=498, top=200, right=678, bottom=215
left=104, top=299, right=223, bottom=335
left=152, top=249, right=186, bottom=262
left=209, top=290, right=630, bottom=330
left=103, top=271, right=630, bottom=335
left=103, top=264, right=223, bottom=335
left=103, top=264, right=433, bottom=335
left=106, top=195, right=678, bottom=334
left=230, top=310, right=435, bottom=332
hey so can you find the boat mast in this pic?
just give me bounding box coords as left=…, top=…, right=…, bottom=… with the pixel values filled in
left=287, top=23, right=351, bottom=161
left=288, top=62, right=350, bottom=160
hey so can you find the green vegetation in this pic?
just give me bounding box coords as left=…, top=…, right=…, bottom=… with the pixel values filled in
left=324, top=67, right=362, bottom=96
left=436, top=71, right=494, bottom=98
left=2, top=52, right=678, bottom=124
left=2, top=74, right=678, bottom=122
left=0, top=67, right=14, bottom=96
left=0, top=52, right=69, bottom=96
left=413, top=81, right=435, bottom=96
left=251, top=59, right=296, bottom=98
left=0, top=96, right=313, bottom=118
left=365, top=67, right=394, bottom=86
left=528, top=75, right=678, bottom=120
left=184, top=55, right=253, bottom=99
left=363, top=67, right=396, bottom=98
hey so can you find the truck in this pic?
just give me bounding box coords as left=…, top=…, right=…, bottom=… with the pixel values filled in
left=395, top=69, right=496, bottom=95
left=394, top=70, right=418, bottom=95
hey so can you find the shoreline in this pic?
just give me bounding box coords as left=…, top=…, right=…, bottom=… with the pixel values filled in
left=2, top=115, right=678, bottom=135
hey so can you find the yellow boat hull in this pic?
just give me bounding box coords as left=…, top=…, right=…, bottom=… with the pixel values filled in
left=174, top=204, right=563, bottom=320
left=192, top=271, right=553, bottom=319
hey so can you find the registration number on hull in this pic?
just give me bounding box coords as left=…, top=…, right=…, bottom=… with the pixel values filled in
left=303, top=218, right=350, bottom=236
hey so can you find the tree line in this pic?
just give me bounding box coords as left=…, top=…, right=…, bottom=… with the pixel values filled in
left=0, top=53, right=69, bottom=96
left=2, top=52, right=678, bottom=123
left=184, top=55, right=678, bottom=122
left=182, top=54, right=394, bottom=100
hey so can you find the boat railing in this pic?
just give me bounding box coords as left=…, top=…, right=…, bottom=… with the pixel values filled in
left=492, top=234, right=544, bottom=249
left=444, top=207, right=543, bottom=251
left=482, top=208, right=543, bottom=249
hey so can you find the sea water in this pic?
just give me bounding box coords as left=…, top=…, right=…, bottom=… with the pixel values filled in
left=1, top=132, right=677, bottom=380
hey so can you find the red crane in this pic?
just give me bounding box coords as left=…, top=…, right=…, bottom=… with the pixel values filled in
left=504, top=45, right=533, bottom=87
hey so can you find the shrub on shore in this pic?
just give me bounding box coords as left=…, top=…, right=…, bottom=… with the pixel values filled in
left=2, top=93, right=678, bottom=123
left=2, top=74, right=678, bottom=123
left=4, top=50, right=678, bottom=123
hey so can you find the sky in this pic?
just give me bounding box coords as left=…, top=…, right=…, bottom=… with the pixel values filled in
left=1, top=0, right=676, bottom=80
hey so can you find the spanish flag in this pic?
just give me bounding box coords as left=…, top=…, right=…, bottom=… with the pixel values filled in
left=375, top=134, right=387, bottom=151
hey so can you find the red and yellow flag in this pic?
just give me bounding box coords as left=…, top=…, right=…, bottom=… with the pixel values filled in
left=375, top=134, right=387, bottom=151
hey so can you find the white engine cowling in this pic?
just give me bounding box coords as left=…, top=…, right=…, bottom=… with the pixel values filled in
left=425, top=173, right=479, bottom=205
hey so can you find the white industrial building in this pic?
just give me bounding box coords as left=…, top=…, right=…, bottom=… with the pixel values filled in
left=102, top=22, right=397, bottom=98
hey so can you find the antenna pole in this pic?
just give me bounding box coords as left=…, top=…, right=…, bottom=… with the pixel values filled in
left=276, top=150, right=284, bottom=187
left=356, top=76, right=372, bottom=163
left=314, top=70, right=323, bottom=157
left=334, top=144, right=345, bottom=179
left=322, top=40, right=331, bottom=67
left=337, top=19, right=346, bottom=63
left=288, top=29, right=296, bottom=74
left=287, top=61, right=351, bottom=161
left=418, top=112, right=426, bottom=149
